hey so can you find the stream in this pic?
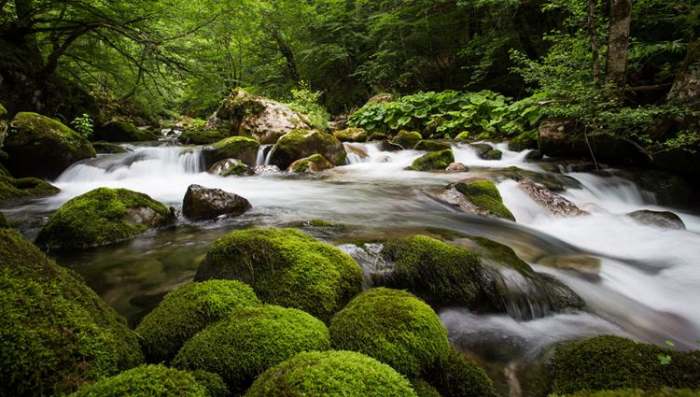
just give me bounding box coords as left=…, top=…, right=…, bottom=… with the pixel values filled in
left=5, top=140, right=700, bottom=365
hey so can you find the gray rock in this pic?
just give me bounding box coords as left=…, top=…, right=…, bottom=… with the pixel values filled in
left=182, top=184, right=251, bottom=221
left=627, top=209, right=686, bottom=230
left=518, top=179, right=588, bottom=217
left=446, top=162, right=469, bottom=172
left=208, top=158, right=250, bottom=176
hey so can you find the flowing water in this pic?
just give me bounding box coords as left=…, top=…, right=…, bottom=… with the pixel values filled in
left=5, top=140, right=700, bottom=362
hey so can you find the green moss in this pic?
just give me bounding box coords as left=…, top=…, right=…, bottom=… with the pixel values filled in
left=0, top=229, right=143, bottom=396
left=470, top=143, right=503, bottom=160
left=205, top=135, right=260, bottom=166
left=408, top=149, right=455, bottom=171
left=94, top=120, right=158, bottom=142
left=455, top=131, right=471, bottom=142
left=423, top=348, right=498, bottom=397
left=270, top=129, right=347, bottom=169
left=195, top=227, right=363, bottom=321
left=379, top=235, right=483, bottom=308
left=36, top=187, right=174, bottom=251
left=173, top=305, right=330, bottom=394
left=368, top=132, right=389, bottom=141
left=0, top=212, right=7, bottom=228
left=69, top=365, right=217, bottom=397
left=414, top=380, right=443, bottom=397
left=245, top=350, right=418, bottom=397
left=191, top=370, right=230, bottom=397
left=289, top=153, right=334, bottom=173
left=92, top=141, right=128, bottom=154
left=0, top=103, right=7, bottom=118
left=392, top=130, right=423, bottom=149
left=468, top=236, right=534, bottom=275
left=179, top=128, right=229, bottom=145
left=558, top=389, right=700, bottom=397
left=329, top=288, right=450, bottom=378
left=415, top=140, right=451, bottom=151
left=509, top=130, right=538, bottom=151
left=454, top=179, right=515, bottom=220
left=334, top=127, right=368, bottom=142
left=208, top=158, right=250, bottom=176
left=0, top=175, right=59, bottom=203
left=544, top=336, right=700, bottom=396
left=136, top=280, right=261, bottom=363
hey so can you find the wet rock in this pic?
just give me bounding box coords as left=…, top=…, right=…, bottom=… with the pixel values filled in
left=182, top=184, right=251, bottom=221
left=253, top=165, right=281, bottom=175
left=518, top=179, right=588, bottom=217
left=344, top=143, right=369, bottom=160
left=333, top=127, right=367, bottom=142
left=536, top=255, right=602, bottom=276
left=508, top=130, right=538, bottom=151
left=289, top=154, right=334, bottom=173
left=368, top=132, right=389, bottom=141
left=624, top=169, right=693, bottom=208
left=441, top=179, right=515, bottom=221
left=0, top=175, right=59, bottom=205
left=391, top=130, right=422, bottom=149
left=4, top=112, right=96, bottom=179
left=470, top=143, right=502, bottom=160
left=268, top=129, right=346, bottom=170
left=495, top=166, right=581, bottom=192
left=446, top=162, right=469, bottom=172
left=380, top=140, right=403, bottom=152
left=207, top=88, right=311, bottom=144
left=525, top=150, right=543, bottom=161
left=92, top=141, right=128, bottom=154
left=94, top=120, right=158, bottom=142
left=208, top=158, right=250, bottom=177
left=627, top=210, right=686, bottom=230
left=408, top=149, right=454, bottom=171
left=415, top=139, right=451, bottom=152
left=202, top=136, right=259, bottom=168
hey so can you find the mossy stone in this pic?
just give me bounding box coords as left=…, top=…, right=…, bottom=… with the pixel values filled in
left=392, top=130, right=423, bottom=149
left=269, top=129, right=346, bottom=170
left=36, top=187, right=175, bottom=251
left=414, top=380, right=443, bottom=397
left=508, top=130, right=538, bottom=151
left=415, top=140, right=451, bottom=151
left=0, top=229, right=143, bottom=396
left=455, top=131, right=471, bottom=142
left=423, top=348, right=498, bottom=397
left=92, top=141, right=128, bottom=154
left=5, top=112, right=96, bottom=178
left=454, top=179, right=515, bottom=220
left=208, top=158, right=250, bottom=176
left=0, top=175, right=59, bottom=204
left=204, top=136, right=260, bottom=167
left=0, top=212, right=7, bottom=228
left=561, top=389, right=700, bottom=397
left=136, top=280, right=261, bottom=363
left=195, top=227, right=363, bottom=321
left=173, top=305, right=330, bottom=394
left=69, top=365, right=221, bottom=397
left=94, top=120, right=158, bottom=142
left=334, top=127, right=368, bottom=142
left=329, top=288, right=450, bottom=378
left=470, top=143, right=503, bottom=160
left=179, top=128, right=229, bottom=145
left=409, top=149, right=454, bottom=171
left=289, top=153, right=334, bottom=173
left=245, top=351, right=418, bottom=397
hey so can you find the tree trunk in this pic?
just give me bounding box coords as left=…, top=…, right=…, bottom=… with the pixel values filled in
left=270, top=27, right=300, bottom=83
left=605, top=0, right=632, bottom=87
left=587, top=0, right=601, bottom=84
left=668, top=39, right=700, bottom=106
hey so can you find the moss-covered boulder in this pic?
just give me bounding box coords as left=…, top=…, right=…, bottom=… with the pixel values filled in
left=392, top=130, right=423, bottom=149
left=136, top=280, right=260, bottom=363
left=179, top=128, right=229, bottom=145
left=330, top=288, right=449, bottom=377
left=289, top=153, right=334, bottom=173
left=94, top=120, right=158, bottom=142
left=202, top=136, right=260, bottom=168
left=453, top=179, right=515, bottom=220
left=536, top=336, right=700, bottom=396
left=408, top=149, right=454, bottom=171
left=423, top=348, right=498, bottom=397
left=415, top=140, right=451, bottom=151
left=4, top=112, right=96, bottom=178
left=0, top=229, right=143, bottom=396
left=470, top=143, right=503, bottom=160
left=69, top=365, right=224, bottom=397
left=182, top=184, right=251, bottom=221
left=269, top=129, right=346, bottom=170
left=246, top=350, right=418, bottom=397
left=508, top=130, right=538, bottom=151
left=195, top=227, right=363, bottom=320
left=92, top=141, right=128, bottom=154
left=334, top=127, right=368, bottom=142
left=208, top=158, right=250, bottom=176
left=455, top=131, right=471, bottom=142
left=0, top=175, right=59, bottom=204
left=561, top=389, right=700, bottom=397
left=36, top=187, right=175, bottom=251
left=414, top=380, right=443, bottom=397
left=173, top=305, right=330, bottom=393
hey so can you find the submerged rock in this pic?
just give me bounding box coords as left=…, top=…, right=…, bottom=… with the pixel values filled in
left=207, top=88, right=311, bottom=144
left=627, top=209, right=686, bottom=230
left=208, top=158, right=250, bottom=176
left=470, top=143, right=503, bottom=160
left=4, top=112, right=96, bottom=178
left=437, top=179, right=515, bottom=221
left=289, top=153, right=334, bottom=173
left=408, top=149, right=454, bottom=171
left=94, top=120, right=158, bottom=142
left=333, top=127, right=367, bottom=142
left=202, top=136, right=259, bottom=168
left=380, top=140, right=404, bottom=151
left=392, top=130, right=423, bottom=149
left=518, top=179, right=588, bottom=217
left=495, top=166, right=581, bottom=192
left=182, top=184, right=251, bottom=221
left=36, top=187, right=175, bottom=251
left=0, top=229, right=143, bottom=396
left=268, top=129, right=346, bottom=170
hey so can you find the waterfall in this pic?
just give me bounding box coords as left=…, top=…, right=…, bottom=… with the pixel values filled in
left=256, top=144, right=273, bottom=166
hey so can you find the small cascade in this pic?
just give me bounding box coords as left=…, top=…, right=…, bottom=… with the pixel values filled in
left=452, top=142, right=539, bottom=171
left=256, top=144, right=273, bottom=166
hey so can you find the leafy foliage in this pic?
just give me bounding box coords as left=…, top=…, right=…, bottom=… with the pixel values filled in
left=71, top=114, right=94, bottom=139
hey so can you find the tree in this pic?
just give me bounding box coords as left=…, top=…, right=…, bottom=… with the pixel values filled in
left=606, top=0, right=633, bottom=87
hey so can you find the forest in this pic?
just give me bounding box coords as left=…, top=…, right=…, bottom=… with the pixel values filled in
left=1, top=0, right=700, bottom=396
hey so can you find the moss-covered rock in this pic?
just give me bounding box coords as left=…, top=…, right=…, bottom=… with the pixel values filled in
left=455, top=131, right=471, bottom=142
left=329, top=288, right=450, bottom=378
left=195, top=227, right=363, bottom=321
left=368, top=132, right=389, bottom=141
left=207, top=158, right=250, bottom=176
left=334, top=127, right=368, bottom=142
left=414, top=380, right=443, bottom=397
left=69, top=365, right=222, bottom=397
left=136, top=280, right=260, bottom=363
left=423, top=348, right=498, bottom=397
left=0, top=229, right=143, bottom=396
left=408, top=149, right=454, bottom=171
left=0, top=211, right=7, bottom=228
left=0, top=175, right=59, bottom=204
left=173, top=305, right=330, bottom=393
left=415, top=140, right=451, bottom=151
left=36, top=187, right=175, bottom=251
left=245, top=350, right=418, bottom=397
left=202, top=136, right=260, bottom=167
left=508, top=130, right=538, bottom=151
left=94, top=120, right=158, bottom=142
left=269, top=129, right=346, bottom=170
left=179, top=128, right=229, bottom=145
left=289, top=153, right=334, bottom=173
left=560, top=389, right=700, bottom=397
left=539, top=336, right=700, bottom=396
left=92, top=141, right=128, bottom=154
left=245, top=351, right=417, bottom=397
left=453, top=179, right=515, bottom=220
left=469, top=143, right=503, bottom=160
left=5, top=112, right=96, bottom=178
left=392, top=130, right=423, bottom=149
